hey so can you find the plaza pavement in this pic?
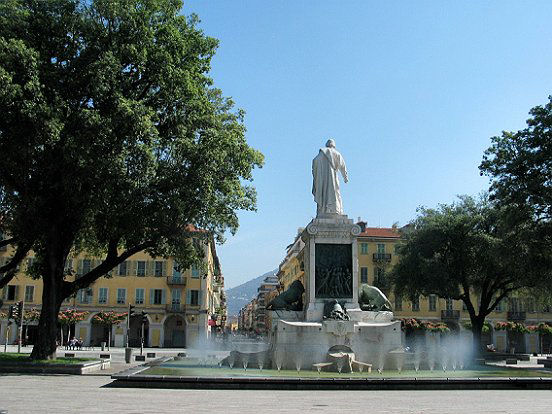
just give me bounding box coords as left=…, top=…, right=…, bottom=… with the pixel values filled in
left=1, top=374, right=551, bottom=414
left=1, top=346, right=552, bottom=413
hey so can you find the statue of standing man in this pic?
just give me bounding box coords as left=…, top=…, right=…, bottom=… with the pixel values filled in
left=312, top=139, right=348, bottom=216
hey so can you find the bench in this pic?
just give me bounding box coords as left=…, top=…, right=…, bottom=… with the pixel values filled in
left=135, top=355, right=146, bottom=362
left=146, top=352, right=156, bottom=358
left=312, top=362, right=333, bottom=373
left=352, top=360, right=372, bottom=373
left=505, top=358, right=517, bottom=365
left=99, top=354, right=111, bottom=359
left=64, top=353, right=75, bottom=358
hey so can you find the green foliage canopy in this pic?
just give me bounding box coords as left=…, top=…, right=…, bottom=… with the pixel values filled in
left=480, top=96, right=552, bottom=224
left=392, top=195, right=551, bottom=345
left=0, top=0, right=263, bottom=293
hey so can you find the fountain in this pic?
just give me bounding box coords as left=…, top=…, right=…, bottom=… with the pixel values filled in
left=261, top=141, right=403, bottom=372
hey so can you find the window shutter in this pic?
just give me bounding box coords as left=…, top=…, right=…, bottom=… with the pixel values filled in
left=161, top=289, right=166, bottom=305
left=77, top=260, right=83, bottom=276
left=149, top=289, right=154, bottom=305
left=15, top=285, right=19, bottom=301
left=2, top=287, right=6, bottom=300
left=132, top=261, right=137, bottom=276
left=162, top=261, right=167, bottom=277
left=147, top=261, right=153, bottom=277
left=186, top=290, right=191, bottom=305
left=198, top=290, right=203, bottom=307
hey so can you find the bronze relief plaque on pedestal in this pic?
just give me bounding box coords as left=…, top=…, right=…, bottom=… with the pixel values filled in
left=314, top=243, right=353, bottom=298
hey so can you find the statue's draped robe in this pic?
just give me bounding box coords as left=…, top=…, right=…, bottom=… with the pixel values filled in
left=312, top=147, right=348, bottom=215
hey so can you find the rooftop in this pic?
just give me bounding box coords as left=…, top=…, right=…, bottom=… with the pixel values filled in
left=357, top=226, right=401, bottom=239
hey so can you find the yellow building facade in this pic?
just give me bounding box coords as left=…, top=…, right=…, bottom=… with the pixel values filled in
left=0, top=236, right=226, bottom=348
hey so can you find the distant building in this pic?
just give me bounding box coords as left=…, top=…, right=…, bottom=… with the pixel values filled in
left=254, top=274, right=279, bottom=333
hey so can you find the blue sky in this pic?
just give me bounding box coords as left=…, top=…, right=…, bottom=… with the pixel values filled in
left=182, top=1, right=552, bottom=288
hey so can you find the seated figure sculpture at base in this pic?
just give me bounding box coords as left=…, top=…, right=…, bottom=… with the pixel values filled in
left=358, top=284, right=392, bottom=312
left=266, top=280, right=305, bottom=311
left=323, top=299, right=350, bottom=321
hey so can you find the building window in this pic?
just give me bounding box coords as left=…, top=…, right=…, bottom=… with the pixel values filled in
left=360, top=243, right=369, bottom=255
left=189, top=290, right=199, bottom=306
left=412, top=296, right=420, bottom=311
left=137, top=261, right=146, bottom=277
left=360, top=267, right=368, bottom=284
left=152, top=289, right=164, bottom=305
left=172, top=289, right=181, bottom=304
left=395, top=295, right=402, bottom=311
left=135, top=288, right=144, bottom=305
left=6, top=285, right=17, bottom=301
left=191, top=264, right=200, bottom=278
left=445, top=298, right=454, bottom=311
left=117, top=288, right=126, bottom=304
left=98, top=288, right=108, bottom=304
left=78, top=288, right=92, bottom=304
left=24, top=286, right=34, bottom=303
left=118, top=261, right=127, bottom=277
left=377, top=243, right=385, bottom=254
left=82, top=259, right=91, bottom=275
left=173, top=262, right=181, bottom=278
left=429, top=295, right=437, bottom=311
left=154, top=261, right=163, bottom=277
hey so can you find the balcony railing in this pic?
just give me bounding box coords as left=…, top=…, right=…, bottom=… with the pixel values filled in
left=441, top=310, right=460, bottom=320
left=507, top=311, right=526, bottom=321
left=167, top=276, right=186, bottom=285
left=372, top=253, right=392, bottom=262
left=166, top=303, right=186, bottom=313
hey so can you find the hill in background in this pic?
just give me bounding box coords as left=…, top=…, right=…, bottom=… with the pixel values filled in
left=225, top=269, right=277, bottom=316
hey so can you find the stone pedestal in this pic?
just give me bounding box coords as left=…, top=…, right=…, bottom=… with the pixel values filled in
left=266, top=213, right=403, bottom=372
left=301, top=214, right=361, bottom=321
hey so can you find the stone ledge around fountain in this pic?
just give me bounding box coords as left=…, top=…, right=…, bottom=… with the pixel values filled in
left=270, top=317, right=403, bottom=371
left=108, top=373, right=552, bottom=390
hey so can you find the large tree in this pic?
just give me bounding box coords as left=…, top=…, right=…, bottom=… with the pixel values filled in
left=480, top=96, right=552, bottom=301
left=0, top=0, right=263, bottom=359
left=391, top=195, right=551, bottom=354
left=480, top=96, right=552, bottom=225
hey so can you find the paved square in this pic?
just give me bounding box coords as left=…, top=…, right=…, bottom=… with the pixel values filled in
left=1, top=374, right=551, bottom=414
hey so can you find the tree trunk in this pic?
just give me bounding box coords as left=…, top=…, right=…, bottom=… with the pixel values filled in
left=471, top=317, right=484, bottom=358
left=30, top=269, right=63, bottom=360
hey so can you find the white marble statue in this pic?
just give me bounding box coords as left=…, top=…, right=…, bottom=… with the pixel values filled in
left=312, top=139, right=348, bottom=216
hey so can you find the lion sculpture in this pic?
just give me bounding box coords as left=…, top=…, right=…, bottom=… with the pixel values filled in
left=266, top=280, right=304, bottom=311
left=358, top=284, right=392, bottom=312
